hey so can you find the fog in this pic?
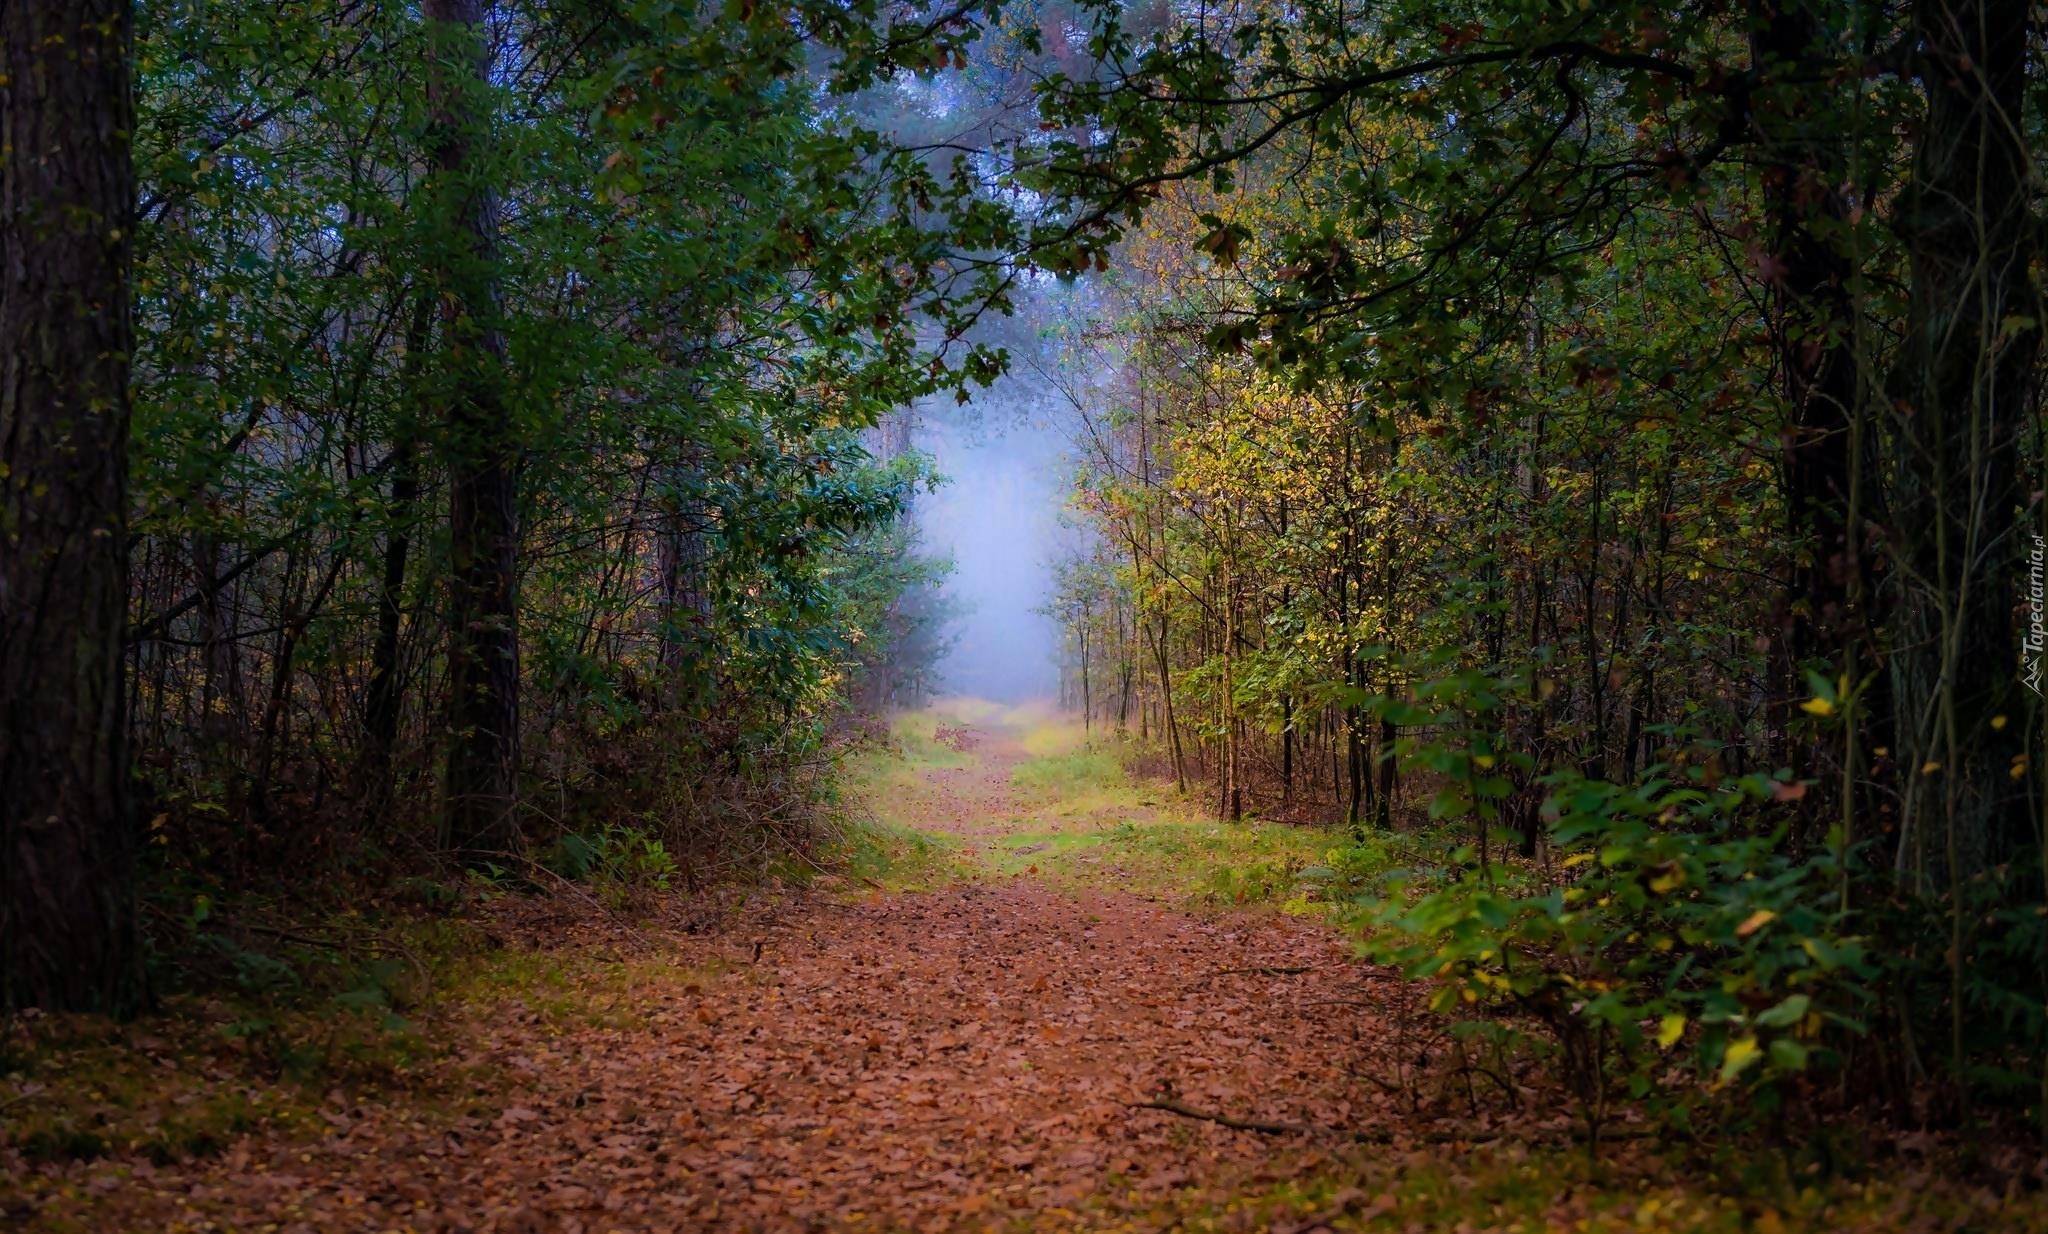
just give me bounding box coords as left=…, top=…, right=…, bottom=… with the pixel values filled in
left=913, top=366, right=1079, bottom=702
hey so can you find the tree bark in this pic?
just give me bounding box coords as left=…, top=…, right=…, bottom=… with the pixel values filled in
left=0, top=0, right=145, bottom=1014
left=1887, top=0, right=2039, bottom=885
left=424, top=0, right=521, bottom=860
left=363, top=297, right=435, bottom=815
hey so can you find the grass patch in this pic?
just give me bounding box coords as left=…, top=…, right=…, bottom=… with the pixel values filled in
left=1062, top=1138, right=2045, bottom=1233
left=884, top=709, right=979, bottom=772
left=0, top=912, right=715, bottom=1176
left=1009, top=747, right=1125, bottom=794
left=833, top=818, right=970, bottom=892
left=1093, top=818, right=1342, bottom=907
left=0, top=993, right=434, bottom=1171
left=841, top=705, right=983, bottom=819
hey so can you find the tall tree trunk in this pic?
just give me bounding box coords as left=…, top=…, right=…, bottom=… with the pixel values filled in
left=363, top=294, right=434, bottom=816
left=1888, top=0, right=2038, bottom=887
left=1750, top=1, right=1874, bottom=841
left=0, top=0, right=144, bottom=1014
left=425, top=0, right=520, bottom=860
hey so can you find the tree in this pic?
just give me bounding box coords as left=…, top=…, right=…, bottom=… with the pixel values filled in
left=1886, top=0, right=2039, bottom=886
left=423, top=0, right=521, bottom=860
left=0, top=0, right=145, bottom=1013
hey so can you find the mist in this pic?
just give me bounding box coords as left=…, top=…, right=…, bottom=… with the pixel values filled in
left=912, top=365, right=1081, bottom=704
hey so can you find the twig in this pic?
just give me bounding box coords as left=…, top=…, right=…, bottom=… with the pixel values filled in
left=766, top=821, right=883, bottom=891
left=1127, top=1098, right=1312, bottom=1135
left=502, top=852, right=626, bottom=920
left=238, top=922, right=348, bottom=951
left=0, top=1089, right=47, bottom=1117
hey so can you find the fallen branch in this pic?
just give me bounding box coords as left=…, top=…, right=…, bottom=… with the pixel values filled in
left=1131, top=1096, right=1587, bottom=1149
left=1127, top=1098, right=1312, bottom=1136
left=238, top=922, right=349, bottom=951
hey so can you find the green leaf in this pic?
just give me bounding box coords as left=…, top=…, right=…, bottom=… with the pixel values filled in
left=1767, top=1039, right=1811, bottom=1071
left=1754, top=993, right=1811, bottom=1029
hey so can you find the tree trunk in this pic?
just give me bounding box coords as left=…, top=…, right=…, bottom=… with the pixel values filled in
left=425, top=0, right=521, bottom=860
left=1887, top=0, right=2038, bottom=887
left=1154, top=615, right=1184, bottom=792
left=0, top=0, right=145, bottom=1014
left=655, top=462, right=710, bottom=705
left=1750, top=0, right=1873, bottom=841
left=363, top=294, right=434, bottom=816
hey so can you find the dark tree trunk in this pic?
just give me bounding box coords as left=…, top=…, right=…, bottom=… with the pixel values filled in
left=0, top=0, right=144, bottom=1014
left=424, top=0, right=521, bottom=860
left=363, top=298, right=434, bottom=814
left=1375, top=715, right=1397, bottom=830
left=655, top=460, right=710, bottom=706
left=1887, top=0, right=2039, bottom=885
left=1749, top=1, right=1883, bottom=850
left=1154, top=615, right=1184, bottom=792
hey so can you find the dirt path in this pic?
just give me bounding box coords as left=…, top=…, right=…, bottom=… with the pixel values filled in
left=21, top=712, right=2045, bottom=1234
left=29, top=716, right=1440, bottom=1234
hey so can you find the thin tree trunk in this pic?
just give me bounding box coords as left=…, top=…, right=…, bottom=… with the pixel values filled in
left=1154, top=615, right=1184, bottom=792
left=364, top=297, right=434, bottom=815
left=0, top=0, right=144, bottom=1014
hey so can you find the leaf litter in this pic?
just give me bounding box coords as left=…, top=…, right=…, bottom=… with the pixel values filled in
left=7, top=712, right=2042, bottom=1232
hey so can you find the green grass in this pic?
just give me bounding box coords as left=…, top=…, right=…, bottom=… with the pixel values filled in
left=0, top=915, right=720, bottom=1176
left=1009, top=747, right=1125, bottom=793
left=988, top=814, right=1354, bottom=908
left=884, top=709, right=980, bottom=772
left=1052, top=1138, right=2046, bottom=1234
left=0, top=990, right=438, bottom=1171
left=833, top=817, right=972, bottom=891
left=840, top=706, right=982, bottom=815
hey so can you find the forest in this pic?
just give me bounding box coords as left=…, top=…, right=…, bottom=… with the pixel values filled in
left=2, top=0, right=2047, bottom=1230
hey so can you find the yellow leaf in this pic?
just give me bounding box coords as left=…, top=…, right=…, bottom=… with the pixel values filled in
left=1719, top=1035, right=1762, bottom=1083
left=1991, top=714, right=2008, bottom=730
left=1735, top=909, right=1775, bottom=937
left=1799, top=697, right=1834, bottom=717
left=1657, top=1013, right=1687, bottom=1048
left=1921, top=761, right=1941, bottom=776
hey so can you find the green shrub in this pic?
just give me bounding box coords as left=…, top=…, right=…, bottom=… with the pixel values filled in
left=544, top=823, right=678, bottom=905
left=1367, top=764, right=1870, bottom=1133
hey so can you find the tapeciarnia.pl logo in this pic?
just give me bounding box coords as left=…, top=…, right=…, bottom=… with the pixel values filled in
left=2026, top=534, right=2046, bottom=697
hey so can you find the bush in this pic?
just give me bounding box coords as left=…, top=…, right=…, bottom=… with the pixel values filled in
left=545, top=824, right=678, bottom=906
left=1366, top=763, right=1871, bottom=1135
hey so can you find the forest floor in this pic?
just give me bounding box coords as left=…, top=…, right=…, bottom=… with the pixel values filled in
left=4, top=701, right=2043, bottom=1233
